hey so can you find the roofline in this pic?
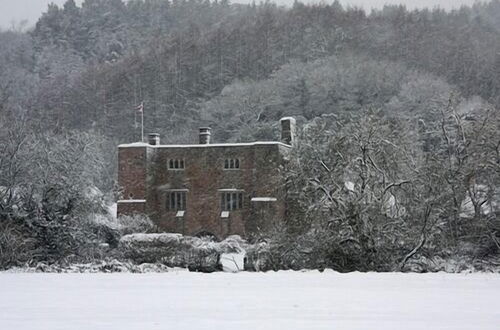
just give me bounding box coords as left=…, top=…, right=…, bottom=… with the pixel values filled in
left=118, top=141, right=292, bottom=149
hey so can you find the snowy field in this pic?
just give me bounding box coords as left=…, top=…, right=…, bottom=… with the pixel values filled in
left=0, top=271, right=499, bottom=330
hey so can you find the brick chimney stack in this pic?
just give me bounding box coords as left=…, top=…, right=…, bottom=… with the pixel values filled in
left=280, top=117, right=296, bottom=146
left=199, top=127, right=211, bottom=144
left=148, top=133, right=160, bottom=146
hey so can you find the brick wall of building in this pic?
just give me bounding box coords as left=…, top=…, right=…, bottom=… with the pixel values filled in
left=117, top=146, right=149, bottom=215
left=142, top=143, right=288, bottom=239
left=117, top=118, right=295, bottom=240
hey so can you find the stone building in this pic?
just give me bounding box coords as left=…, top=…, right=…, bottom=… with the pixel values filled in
left=117, top=117, right=296, bottom=240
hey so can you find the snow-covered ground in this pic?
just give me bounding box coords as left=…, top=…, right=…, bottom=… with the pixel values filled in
left=0, top=271, right=499, bottom=330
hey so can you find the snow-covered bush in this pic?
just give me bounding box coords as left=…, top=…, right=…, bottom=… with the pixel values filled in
left=402, top=254, right=500, bottom=273
left=5, top=260, right=178, bottom=273
left=116, top=214, right=157, bottom=235
left=274, top=106, right=500, bottom=272
left=0, top=127, right=111, bottom=266
left=0, top=221, right=35, bottom=269
left=86, top=213, right=156, bottom=249
left=118, top=233, right=245, bottom=272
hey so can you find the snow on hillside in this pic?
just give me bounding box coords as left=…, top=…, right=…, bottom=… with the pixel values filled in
left=0, top=271, right=498, bottom=330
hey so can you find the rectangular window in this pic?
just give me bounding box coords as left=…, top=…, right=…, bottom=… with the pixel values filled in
left=221, top=191, right=243, bottom=211
left=224, top=158, right=240, bottom=169
left=168, top=159, right=185, bottom=170
left=167, top=191, right=187, bottom=211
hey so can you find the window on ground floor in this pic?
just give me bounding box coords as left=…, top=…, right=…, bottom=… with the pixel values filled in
left=167, top=190, right=187, bottom=211
left=220, top=191, right=243, bottom=211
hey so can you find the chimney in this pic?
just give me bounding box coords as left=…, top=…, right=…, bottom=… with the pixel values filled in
left=199, top=127, right=211, bottom=144
left=147, top=133, right=160, bottom=146
left=280, top=117, right=296, bottom=146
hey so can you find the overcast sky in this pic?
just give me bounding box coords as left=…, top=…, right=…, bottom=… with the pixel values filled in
left=0, top=0, right=483, bottom=29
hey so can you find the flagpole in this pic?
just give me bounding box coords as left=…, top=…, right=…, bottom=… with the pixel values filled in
left=135, top=102, right=144, bottom=142
left=141, top=108, right=144, bottom=142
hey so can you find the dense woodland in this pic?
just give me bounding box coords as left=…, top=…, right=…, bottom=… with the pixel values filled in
left=0, top=0, right=499, bottom=271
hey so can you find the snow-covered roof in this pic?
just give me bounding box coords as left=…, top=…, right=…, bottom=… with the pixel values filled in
left=118, top=141, right=291, bottom=149
left=251, top=197, right=278, bottom=202
left=280, top=116, right=296, bottom=122
left=117, top=199, right=146, bottom=203
left=120, top=233, right=182, bottom=244
left=118, top=142, right=150, bottom=148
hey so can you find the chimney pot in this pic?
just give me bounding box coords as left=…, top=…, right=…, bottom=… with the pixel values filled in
left=199, top=127, right=211, bottom=144
left=147, top=133, right=160, bottom=146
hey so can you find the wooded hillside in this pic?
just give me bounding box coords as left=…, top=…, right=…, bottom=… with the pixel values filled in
left=0, top=0, right=499, bottom=271
left=1, top=0, right=498, bottom=141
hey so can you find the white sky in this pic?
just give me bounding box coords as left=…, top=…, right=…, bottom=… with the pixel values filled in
left=0, top=0, right=484, bottom=29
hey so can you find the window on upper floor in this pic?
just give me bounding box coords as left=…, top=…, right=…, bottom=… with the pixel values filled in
left=167, top=190, right=187, bottom=211
left=168, top=159, right=185, bottom=170
left=221, top=191, right=243, bottom=211
left=224, top=158, right=240, bottom=170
